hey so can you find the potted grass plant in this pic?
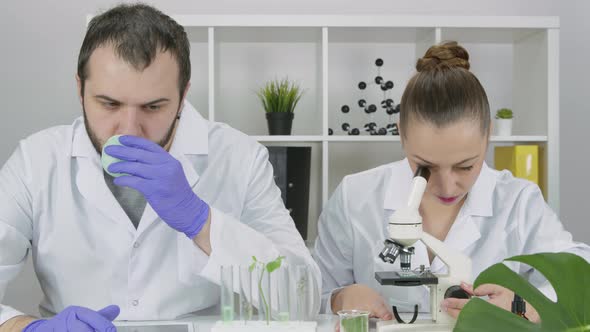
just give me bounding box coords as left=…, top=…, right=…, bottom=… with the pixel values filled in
left=256, top=78, right=304, bottom=135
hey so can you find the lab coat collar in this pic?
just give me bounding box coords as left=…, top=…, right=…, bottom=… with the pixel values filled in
left=383, top=159, right=495, bottom=218
left=461, top=163, right=495, bottom=217
left=168, top=101, right=209, bottom=156
left=71, top=101, right=208, bottom=158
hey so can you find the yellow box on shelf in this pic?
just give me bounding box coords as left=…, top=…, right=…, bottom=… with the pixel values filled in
left=494, top=145, right=545, bottom=196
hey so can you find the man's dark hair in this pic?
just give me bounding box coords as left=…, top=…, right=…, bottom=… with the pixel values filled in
left=77, top=3, right=191, bottom=99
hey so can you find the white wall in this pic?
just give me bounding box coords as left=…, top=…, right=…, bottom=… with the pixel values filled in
left=1, top=0, right=588, bottom=318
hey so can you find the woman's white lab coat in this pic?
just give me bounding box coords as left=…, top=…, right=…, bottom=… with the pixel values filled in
left=0, top=103, right=320, bottom=324
left=313, top=158, right=590, bottom=313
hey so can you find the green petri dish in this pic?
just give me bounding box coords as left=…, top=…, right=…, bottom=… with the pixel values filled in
left=101, top=135, right=126, bottom=177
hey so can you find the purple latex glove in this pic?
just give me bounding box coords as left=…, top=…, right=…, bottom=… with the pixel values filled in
left=23, top=305, right=120, bottom=332
left=105, top=135, right=210, bottom=239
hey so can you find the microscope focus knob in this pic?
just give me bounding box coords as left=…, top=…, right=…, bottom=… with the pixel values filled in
left=444, top=285, right=471, bottom=299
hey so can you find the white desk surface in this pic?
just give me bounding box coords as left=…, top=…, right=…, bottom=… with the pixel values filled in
left=116, top=315, right=340, bottom=332
left=115, top=313, right=433, bottom=332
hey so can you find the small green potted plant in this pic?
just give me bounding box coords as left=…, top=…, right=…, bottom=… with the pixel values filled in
left=495, top=108, right=513, bottom=136
left=256, top=78, right=304, bottom=135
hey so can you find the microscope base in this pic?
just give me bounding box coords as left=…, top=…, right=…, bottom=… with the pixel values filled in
left=377, top=320, right=453, bottom=332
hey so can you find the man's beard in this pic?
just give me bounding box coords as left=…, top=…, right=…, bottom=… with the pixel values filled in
left=82, top=103, right=179, bottom=155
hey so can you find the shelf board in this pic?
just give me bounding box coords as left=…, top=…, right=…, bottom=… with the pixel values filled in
left=327, top=136, right=401, bottom=142
left=253, top=135, right=324, bottom=142
left=171, top=15, right=558, bottom=29
left=252, top=135, right=548, bottom=142
left=490, top=135, right=548, bottom=142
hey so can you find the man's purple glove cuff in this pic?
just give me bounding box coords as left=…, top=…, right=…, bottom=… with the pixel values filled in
left=183, top=195, right=210, bottom=239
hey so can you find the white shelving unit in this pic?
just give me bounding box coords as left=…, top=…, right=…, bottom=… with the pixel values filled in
left=170, top=15, right=560, bottom=241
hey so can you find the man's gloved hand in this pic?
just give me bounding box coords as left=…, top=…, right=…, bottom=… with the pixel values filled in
left=104, top=135, right=210, bottom=239
left=23, top=305, right=120, bottom=332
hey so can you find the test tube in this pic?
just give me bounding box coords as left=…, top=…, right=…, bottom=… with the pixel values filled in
left=293, top=265, right=311, bottom=322
left=274, top=265, right=290, bottom=321
left=220, top=265, right=234, bottom=322
left=238, top=265, right=254, bottom=322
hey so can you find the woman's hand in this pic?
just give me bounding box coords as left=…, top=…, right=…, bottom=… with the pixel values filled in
left=441, top=282, right=539, bottom=322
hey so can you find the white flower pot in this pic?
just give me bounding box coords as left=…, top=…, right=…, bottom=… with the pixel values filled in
left=495, top=118, right=513, bottom=136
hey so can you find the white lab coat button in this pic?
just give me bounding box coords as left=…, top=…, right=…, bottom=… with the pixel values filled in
left=133, top=242, right=140, bottom=248
left=132, top=300, right=139, bottom=306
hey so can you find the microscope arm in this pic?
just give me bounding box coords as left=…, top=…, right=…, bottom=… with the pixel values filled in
left=421, top=232, right=471, bottom=282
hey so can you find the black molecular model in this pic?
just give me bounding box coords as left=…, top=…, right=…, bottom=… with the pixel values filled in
left=331, top=58, right=400, bottom=136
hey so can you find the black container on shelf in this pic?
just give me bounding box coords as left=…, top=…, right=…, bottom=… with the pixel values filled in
left=267, top=146, right=311, bottom=240
left=266, top=112, right=294, bottom=135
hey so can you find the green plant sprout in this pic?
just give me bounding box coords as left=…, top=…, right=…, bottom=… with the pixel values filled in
left=249, top=255, right=285, bottom=325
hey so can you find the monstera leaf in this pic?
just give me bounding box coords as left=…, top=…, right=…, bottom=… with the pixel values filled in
left=454, top=252, right=590, bottom=332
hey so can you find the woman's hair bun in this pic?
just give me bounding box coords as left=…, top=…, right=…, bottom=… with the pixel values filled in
left=416, top=41, right=470, bottom=72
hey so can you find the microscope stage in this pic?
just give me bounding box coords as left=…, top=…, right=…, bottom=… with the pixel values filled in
left=375, top=270, right=438, bottom=286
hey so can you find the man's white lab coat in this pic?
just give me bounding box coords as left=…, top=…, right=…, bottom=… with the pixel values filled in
left=0, top=102, right=320, bottom=324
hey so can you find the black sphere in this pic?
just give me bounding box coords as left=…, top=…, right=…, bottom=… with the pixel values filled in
left=375, top=76, right=383, bottom=84
left=358, top=99, right=367, bottom=107
left=328, top=128, right=333, bottom=135
left=378, top=128, right=387, bottom=135
left=380, top=84, right=388, bottom=91
left=394, top=104, right=401, bottom=114
left=386, top=98, right=394, bottom=106
left=351, top=128, right=360, bottom=135
left=358, top=81, right=367, bottom=90
left=386, top=107, right=395, bottom=115
left=375, top=58, right=384, bottom=67
left=341, top=105, right=350, bottom=113
left=342, top=123, right=350, bottom=131
left=386, top=81, right=394, bottom=89
left=368, top=104, right=377, bottom=113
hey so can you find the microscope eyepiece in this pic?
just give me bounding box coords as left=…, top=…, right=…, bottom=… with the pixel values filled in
left=414, top=166, right=431, bottom=181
